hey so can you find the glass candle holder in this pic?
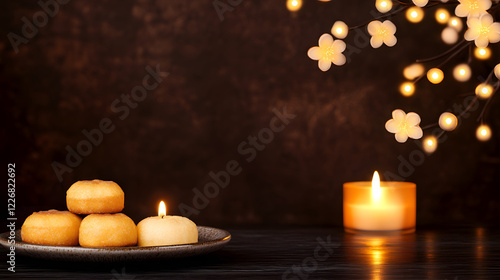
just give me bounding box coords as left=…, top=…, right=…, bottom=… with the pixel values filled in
left=343, top=181, right=416, bottom=234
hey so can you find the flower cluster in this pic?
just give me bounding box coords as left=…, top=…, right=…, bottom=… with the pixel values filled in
left=307, top=34, right=346, bottom=72
left=385, top=110, right=423, bottom=143
left=307, top=18, right=397, bottom=71
left=455, top=0, right=491, bottom=18
left=306, top=0, right=499, bottom=149
left=465, top=13, right=500, bottom=47
left=368, top=20, right=397, bottom=48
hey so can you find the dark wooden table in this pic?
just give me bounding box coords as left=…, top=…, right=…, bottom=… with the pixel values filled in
left=1, top=227, right=499, bottom=279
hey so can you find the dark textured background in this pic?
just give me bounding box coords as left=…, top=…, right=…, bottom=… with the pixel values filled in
left=1, top=0, right=499, bottom=227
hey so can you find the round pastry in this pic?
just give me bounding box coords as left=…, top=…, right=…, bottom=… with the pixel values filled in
left=21, top=210, right=82, bottom=246
left=79, top=213, right=137, bottom=247
left=137, top=216, right=198, bottom=246
left=66, top=179, right=124, bottom=214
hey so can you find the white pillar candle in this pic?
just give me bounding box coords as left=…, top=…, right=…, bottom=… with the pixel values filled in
left=137, top=201, right=198, bottom=246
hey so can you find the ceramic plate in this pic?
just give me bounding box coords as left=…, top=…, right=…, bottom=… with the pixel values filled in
left=0, top=226, right=230, bottom=262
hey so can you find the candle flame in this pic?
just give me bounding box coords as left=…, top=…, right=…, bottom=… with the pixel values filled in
left=159, top=201, right=167, bottom=217
left=372, top=171, right=381, bottom=201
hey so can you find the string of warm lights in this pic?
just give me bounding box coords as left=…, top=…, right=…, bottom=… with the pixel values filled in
left=305, top=0, right=500, bottom=153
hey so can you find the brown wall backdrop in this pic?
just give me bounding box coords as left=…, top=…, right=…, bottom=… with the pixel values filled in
left=2, top=0, right=500, bottom=227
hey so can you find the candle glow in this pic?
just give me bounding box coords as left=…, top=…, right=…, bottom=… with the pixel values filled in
left=159, top=201, right=166, bottom=217
left=137, top=201, right=198, bottom=246
left=343, top=172, right=416, bottom=232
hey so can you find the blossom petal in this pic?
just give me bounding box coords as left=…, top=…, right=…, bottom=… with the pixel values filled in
left=467, top=17, right=480, bottom=28
left=406, top=112, right=421, bottom=126
left=469, top=9, right=485, bottom=18
left=367, top=21, right=381, bottom=35
left=464, top=29, right=479, bottom=41
left=479, top=0, right=492, bottom=11
left=383, top=20, right=396, bottom=34
left=384, top=35, right=397, bottom=47
left=318, top=58, right=332, bottom=72
left=490, top=22, right=500, bottom=33
left=307, top=47, right=322, bottom=60
left=407, top=126, right=423, bottom=139
left=370, top=36, right=383, bottom=48
left=385, top=119, right=400, bottom=133
left=488, top=30, right=500, bottom=43
left=475, top=36, right=489, bottom=47
left=332, top=54, right=346, bottom=66
left=455, top=4, right=468, bottom=18
left=332, top=40, right=346, bottom=52
left=395, top=131, right=409, bottom=143
left=480, top=13, right=493, bottom=26
left=392, top=109, right=406, bottom=122
left=318, top=34, right=334, bottom=48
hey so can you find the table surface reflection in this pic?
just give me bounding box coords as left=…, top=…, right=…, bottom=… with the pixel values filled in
left=1, top=226, right=498, bottom=279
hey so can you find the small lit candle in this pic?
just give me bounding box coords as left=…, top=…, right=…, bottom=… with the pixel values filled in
left=475, top=83, right=493, bottom=99
left=406, top=7, right=424, bottom=23
left=137, top=201, right=198, bottom=246
left=438, top=112, right=458, bottom=131
left=427, top=68, right=444, bottom=84
left=343, top=172, right=416, bottom=233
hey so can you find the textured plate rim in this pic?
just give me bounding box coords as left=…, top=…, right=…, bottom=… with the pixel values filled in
left=0, top=226, right=231, bottom=262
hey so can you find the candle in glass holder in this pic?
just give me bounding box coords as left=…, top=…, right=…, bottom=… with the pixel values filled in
left=137, top=201, right=198, bottom=246
left=343, top=172, right=416, bottom=233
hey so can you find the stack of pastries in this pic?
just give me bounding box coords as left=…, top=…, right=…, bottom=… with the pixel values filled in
left=21, top=180, right=137, bottom=247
